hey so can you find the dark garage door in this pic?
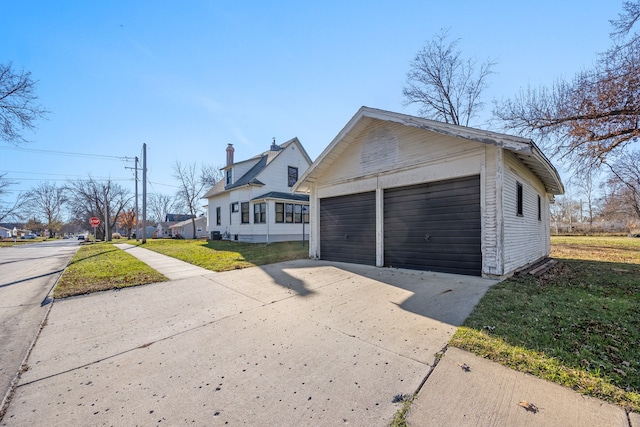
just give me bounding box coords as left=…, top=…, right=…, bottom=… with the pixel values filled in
left=320, top=192, right=376, bottom=265
left=384, top=175, right=481, bottom=276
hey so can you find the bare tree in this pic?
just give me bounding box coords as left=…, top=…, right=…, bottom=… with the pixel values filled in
left=494, top=2, right=640, bottom=168
left=147, top=193, right=184, bottom=224
left=610, top=1, right=640, bottom=49
left=173, top=162, right=219, bottom=239
left=201, top=164, right=224, bottom=188
left=24, top=182, right=67, bottom=237
left=605, top=150, right=640, bottom=220
left=0, top=62, right=48, bottom=144
left=66, top=177, right=132, bottom=241
left=0, top=173, right=29, bottom=222
left=573, top=167, right=601, bottom=228
left=403, top=29, right=496, bottom=126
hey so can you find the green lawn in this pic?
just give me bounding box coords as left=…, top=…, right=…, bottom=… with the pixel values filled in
left=54, top=239, right=309, bottom=298
left=450, top=236, right=640, bottom=412
left=134, top=238, right=309, bottom=271
left=0, top=237, right=47, bottom=247
left=54, top=242, right=168, bottom=298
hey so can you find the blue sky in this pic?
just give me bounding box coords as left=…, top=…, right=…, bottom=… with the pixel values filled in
left=1, top=1, right=616, bottom=214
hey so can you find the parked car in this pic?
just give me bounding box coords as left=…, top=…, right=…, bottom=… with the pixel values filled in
left=22, top=234, right=36, bottom=239
left=77, top=235, right=85, bottom=240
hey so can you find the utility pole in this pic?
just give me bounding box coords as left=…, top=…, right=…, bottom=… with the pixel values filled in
left=142, top=143, right=147, bottom=244
left=126, top=157, right=141, bottom=241
left=104, top=189, right=109, bottom=242
left=135, top=156, right=139, bottom=241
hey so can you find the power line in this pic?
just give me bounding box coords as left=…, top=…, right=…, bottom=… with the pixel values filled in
left=0, top=145, right=135, bottom=161
left=0, top=170, right=131, bottom=180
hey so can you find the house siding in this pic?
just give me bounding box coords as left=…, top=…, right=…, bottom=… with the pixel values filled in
left=206, top=140, right=311, bottom=242
left=502, top=151, right=550, bottom=273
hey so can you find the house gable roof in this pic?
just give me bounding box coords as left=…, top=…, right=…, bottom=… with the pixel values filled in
left=226, top=155, right=268, bottom=190
left=170, top=216, right=207, bottom=229
left=203, top=137, right=312, bottom=199
left=293, top=106, right=564, bottom=195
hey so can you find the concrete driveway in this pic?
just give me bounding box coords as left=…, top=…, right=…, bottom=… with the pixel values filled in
left=1, top=259, right=496, bottom=426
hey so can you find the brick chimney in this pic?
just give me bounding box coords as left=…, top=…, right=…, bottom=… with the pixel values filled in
left=226, top=143, right=234, bottom=166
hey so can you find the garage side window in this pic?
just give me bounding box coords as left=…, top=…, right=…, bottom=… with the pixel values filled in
left=216, top=207, right=221, bottom=225
left=241, top=202, right=250, bottom=224
left=516, top=182, right=523, bottom=216
left=537, top=195, right=542, bottom=221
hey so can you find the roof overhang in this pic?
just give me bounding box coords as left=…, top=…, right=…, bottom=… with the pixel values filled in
left=293, top=106, right=564, bottom=195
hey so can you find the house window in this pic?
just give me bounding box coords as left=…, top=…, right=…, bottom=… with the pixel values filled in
left=285, top=203, right=294, bottom=223
left=537, top=195, right=542, bottom=221
left=288, top=166, right=298, bottom=187
left=226, top=169, right=232, bottom=185
left=294, top=204, right=302, bottom=223
left=280, top=203, right=309, bottom=223
left=216, top=207, right=221, bottom=225
left=254, top=202, right=266, bottom=224
left=241, top=202, right=249, bottom=224
left=275, top=203, right=284, bottom=223
left=231, top=202, right=239, bottom=212
left=516, top=182, right=523, bottom=216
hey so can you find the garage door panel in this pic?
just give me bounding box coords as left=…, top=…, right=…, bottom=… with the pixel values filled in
left=386, top=253, right=481, bottom=275
left=384, top=175, right=481, bottom=276
left=320, top=192, right=376, bottom=266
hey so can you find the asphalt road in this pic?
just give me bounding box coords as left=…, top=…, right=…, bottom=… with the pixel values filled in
left=0, top=239, right=80, bottom=412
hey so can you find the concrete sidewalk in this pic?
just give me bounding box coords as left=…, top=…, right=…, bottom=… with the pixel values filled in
left=113, top=243, right=212, bottom=280
left=1, top=246, right=636, bottom=426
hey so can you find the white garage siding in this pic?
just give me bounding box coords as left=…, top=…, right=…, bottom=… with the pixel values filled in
left=312, top=121, right=488, bottom=273
left=296, top=107, right=564, bottom=278
left=502, top=151, right=550, bottom=273
left=481, top=145, right=501, bottom=276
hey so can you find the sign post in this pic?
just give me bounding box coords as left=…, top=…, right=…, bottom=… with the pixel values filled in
left=89, top=217, right=100, bottom=242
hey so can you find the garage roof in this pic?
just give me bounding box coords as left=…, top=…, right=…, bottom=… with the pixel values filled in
left=293, top=107, right=564, bottom=195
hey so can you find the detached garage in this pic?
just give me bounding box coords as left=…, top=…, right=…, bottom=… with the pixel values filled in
left=293, top=107, right=564, bottom=278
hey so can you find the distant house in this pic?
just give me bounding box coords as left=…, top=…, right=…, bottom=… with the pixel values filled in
left=156, top=214, right=194, bottom=238
left=204, top=138, right=313, bottom=243
left=170, top=216, right=208, bottom=239
left=293, top=107, right=564, bottom=278
left=0, top=226, right=11, bottom=239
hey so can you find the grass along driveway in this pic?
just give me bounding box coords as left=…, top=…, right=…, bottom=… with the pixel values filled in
left=54, top=239, right=309, bottom=298
left=133, top=239, right=309, bottom=271
left=451, top=236, right=640, bottom=412
left=54, top=242, right=168, bottom=298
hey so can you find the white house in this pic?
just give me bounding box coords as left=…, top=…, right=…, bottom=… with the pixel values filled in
left=292, top=107, right=564, bottom=278
left=204, top=138, right=313, bottom=243
left=0, top=226, right=11, bottom=239
left=170, top=216, right=208, bottom=239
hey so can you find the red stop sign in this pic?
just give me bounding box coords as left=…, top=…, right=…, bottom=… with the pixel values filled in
left=89, top=217, right=100, bottom=227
